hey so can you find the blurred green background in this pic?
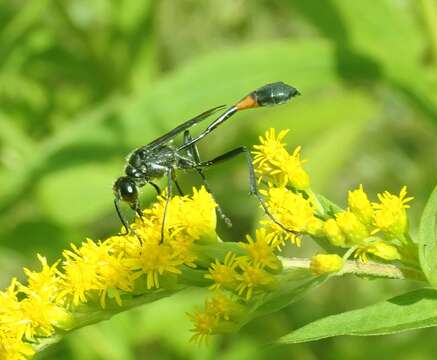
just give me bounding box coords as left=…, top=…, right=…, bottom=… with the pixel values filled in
left=1, top=0, right=436, bottom=359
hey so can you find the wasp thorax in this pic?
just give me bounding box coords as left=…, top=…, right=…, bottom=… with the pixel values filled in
left=114, top=176, right=138, bottom=204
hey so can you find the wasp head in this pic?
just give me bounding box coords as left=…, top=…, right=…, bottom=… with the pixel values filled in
left=113, top=176, right=138, bottom=207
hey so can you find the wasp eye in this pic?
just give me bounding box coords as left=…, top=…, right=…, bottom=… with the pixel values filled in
left=114, top=177, right=138, bottom=204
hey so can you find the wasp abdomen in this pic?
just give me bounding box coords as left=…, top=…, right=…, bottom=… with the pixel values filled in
left=253, top=81, right=300, bottom=107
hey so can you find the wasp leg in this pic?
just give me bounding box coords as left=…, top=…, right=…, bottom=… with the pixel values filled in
left=114, top=198, right=130, bottom=235
left=197, top=147, right=299, bottom=236
left=149, top=181, right=161, bottom=196
left=114, top=198, right=143, bottom=242
left=161, top=167, right=174, bottom=242
left=183, top=130, right=232, bottom=227
left=174, top=179, right=184, bottom=196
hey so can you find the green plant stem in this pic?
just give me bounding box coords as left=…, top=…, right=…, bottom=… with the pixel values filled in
left=280, top=257, right=426, bottom=282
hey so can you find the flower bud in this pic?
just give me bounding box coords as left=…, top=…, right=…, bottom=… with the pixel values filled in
left=335, top=211, right=369, bottom=244
left=367, top=242, right=401, bottom=261
left=310, top=254, right=343, bottom=275
left=323, top=218, right=346, bottom=247
left=348, top=185, right=374, bottom=227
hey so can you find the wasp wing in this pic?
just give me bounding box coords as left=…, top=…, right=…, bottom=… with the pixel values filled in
left=146, top=105, right=226, bottom=150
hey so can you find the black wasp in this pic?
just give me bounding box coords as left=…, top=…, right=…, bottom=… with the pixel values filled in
left=113, top=82, right=300, bottom=239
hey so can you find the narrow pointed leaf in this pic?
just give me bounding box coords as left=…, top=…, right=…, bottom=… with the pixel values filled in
left=279, top=288, right=437, bottom=344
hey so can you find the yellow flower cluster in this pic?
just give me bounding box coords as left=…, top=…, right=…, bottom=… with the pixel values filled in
left=253, top=128, right=309, bottom=190
left=252, top=129, right=322, bottom=247
left=1, top=127, right=418, bottom=356
left=324, top=185, right=412, bottom=262
left=0, top=187, right=217, bottom=359
left=189, top=229, right=281, bottom=343
left=252, top=128, right=414, bottom=265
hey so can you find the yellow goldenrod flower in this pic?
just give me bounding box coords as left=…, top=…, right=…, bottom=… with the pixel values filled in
left=187, top=186, right=218, bottom=240
left=70, top=241, right=135, bottom=308
left=137, top=186, right=217, bottom=244
left=310, top=254, right=343, bottom=275
left=22, top=255, right=62, bottom=302
left=252, top=128, right=310, bottom=189
left=204, top=252, right=239, bottom=291
left=335, top=211, right=369, bottom=244
left=18, top=294, right=69, bottom=340
left=278, top=146, right=310, bottom=190
left=58, top=256, right=99, bottom=307
left=64, top=239, right=138, bottom=308
left=261, top=185, right=319, bottom=247
left=0, top=330, right=35, bottom=360
left=323, top=218, right=346, bottom=247
left=0, top=279, right=27, bottom=340
left=124, top=242, right=182, bottom=290
left=58, top=243, right=103, bottom=306
left=348, top=185, right=374, bottom=227
left=235, top=261, right=275, bottom=300
left=242, top=228, right=280, bottom=270
left=187, top=309, right=218, bottom=345
left=204, top=292, right=243, bottom=321
left=373, top=186, right=413, bottom=239
left=354, top=241, right=401, bottom=263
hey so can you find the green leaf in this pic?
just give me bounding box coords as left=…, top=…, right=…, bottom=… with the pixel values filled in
left=330, top=0, right=424, bottom=67
left=250, top=271, right=325, bottom=320
left=36, top=162, right=119, bottom=226
left=278, top=288, right=437, bottom=344
left=419, top=185, right=437, bottom=287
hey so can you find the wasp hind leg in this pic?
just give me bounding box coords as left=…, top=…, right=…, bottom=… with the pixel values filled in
left=197, top=146, right=300, bottom=237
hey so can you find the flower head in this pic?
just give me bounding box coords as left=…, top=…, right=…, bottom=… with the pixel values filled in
left=204, top=293, right=244, bottom=321
left=335, top=211, right=369, bottom=245
left=348, top=185, right=374, bottom=227
left=242, top=228, right=280, bottom=270
left=252, top=128, right=309, bottom=189
left=204, top=252, right=239, bottom=291
left=261, top=185, right=320, bottom=247
left=187, top=309, right=218, bottom=345
left=235, top=262, right=275, bottom=300
left=355, top=241, right=401, bottom=263
left=124, top=242, right=182, bottom=289
left=373, top=186, right=413, bottom=238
